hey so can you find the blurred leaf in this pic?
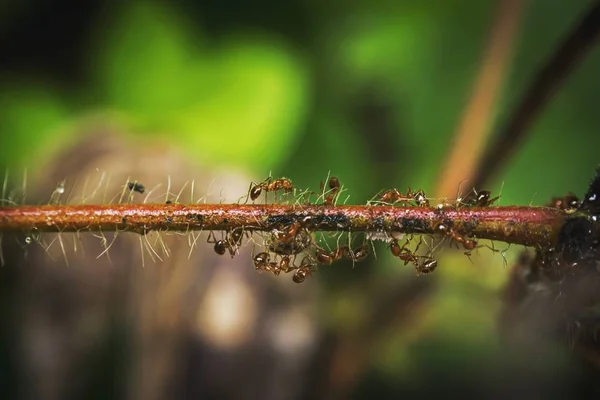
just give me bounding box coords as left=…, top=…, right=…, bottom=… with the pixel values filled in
left=0, top=83, right=72, bottom=169
left=320, top=1, right=494, bottom=192
left=90, top=0, right=309, bottom=170
left=90, top=1, right=199, bottom=120
left=173, top=38, right=309, bottom=168
left=490, top=0, right=600, bottom=205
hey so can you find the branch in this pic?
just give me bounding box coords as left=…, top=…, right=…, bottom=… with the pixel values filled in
left=0, top=203, right=567, bottom=248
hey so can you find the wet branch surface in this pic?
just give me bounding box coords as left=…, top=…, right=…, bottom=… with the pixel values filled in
left=0, top=203, right=569, bottom=248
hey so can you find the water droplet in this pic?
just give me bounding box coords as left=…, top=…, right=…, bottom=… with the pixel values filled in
left=25, top=236, right=31, bottom=244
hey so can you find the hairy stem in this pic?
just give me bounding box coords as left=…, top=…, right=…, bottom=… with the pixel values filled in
left=0, top=203, right=567, bottom=248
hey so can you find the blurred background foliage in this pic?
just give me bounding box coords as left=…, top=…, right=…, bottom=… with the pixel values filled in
left=1, top=0, right=600, bottom=398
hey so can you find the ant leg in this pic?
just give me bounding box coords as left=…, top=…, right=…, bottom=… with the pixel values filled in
left=262, top=177, right=273, bottom=204
left=245, top=181, right=257, bottom=204
left=206, top=230, right=218, bottom=245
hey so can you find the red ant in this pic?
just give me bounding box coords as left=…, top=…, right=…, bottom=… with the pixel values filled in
left=207, top=228, right=248, bottom=258
left=415, top=257, right=438, bottom=275
left=253, top=252, right=270, bottom=270
left=293, top=256, right=317, bottom=283
left=389, top=239, right=439, bottom=274
left=460, top=189, right=500, bottom=207
left=268, top=221, right=313, bottom=256
left=211, top=238, right=233, bottom=257
left=435, top=223, right=477, bottom=254
left=377, top=187, right=429, bottom=207
left=321, top=176, right=341, bottom=206
left=390, top=239, right=419, bottom=265
left=253, top=252, right=292, bottom=276
left=315, top=246, right=346, bottom=265
left=407, top=188, right=430, bottom=207
left=249, top=177, right=294, bottom=201
left=351, top=244, right=369, bottom=262
left=254, top=250, right=313, bottom=283
left=315, top=243, right=369, bottom=265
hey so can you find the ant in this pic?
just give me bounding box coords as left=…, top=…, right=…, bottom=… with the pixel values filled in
left=268, top=221, right=313, bottom=256
left=435, top=222, right=477, bottom=254
left=351, top=244, right=369, bottom=262
left=249, top=177, right=294, bottom=202
left=128, top=181, right=145, bottom=194
left=253, top=252, right=292, bottom=276
left=377, top=187, right=430, bottom=207
left=212, top=238, right=232, bottom=256
left=390, top=239, right=419, bottom=265
left=415, top=257, right=438, bottom=275
left=229, top=227, right=248, bottom=248
left=378, top=189, right=412, bottom=205
left=315, top=243, right=369, bottom=265
left=548, top=192, right=580, bottom=210
left=293, top=256, right=317, bottom=283
left=407, top=188, right=430, bottom=207
left=389, top=238, right=439, bottom=274
left=460, top=189, right=499, bottom=207
left=208, top=228, right=248, bottom=258
left=315, top=246, right=346, bottom=265
left=321, top=176, right=341, bottom=206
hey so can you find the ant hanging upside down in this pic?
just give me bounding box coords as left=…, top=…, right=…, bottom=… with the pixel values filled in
left=208, top=227, right=249, bottom=258
left=435, top=222, right=478, bottom=260
left=389, top=238, right=439, bottom=275
left=314, top=243, right=369, bottom=265
left=375, top=187, right=430, bottom=207
left=253, top=252, right=316, bottom=283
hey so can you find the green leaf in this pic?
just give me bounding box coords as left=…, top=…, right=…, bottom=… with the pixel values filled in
left=90, top=1, right=309, bottom=170
left=172, top=38, right=309, bottom=168
left=0, top=84, right=72, bottom=169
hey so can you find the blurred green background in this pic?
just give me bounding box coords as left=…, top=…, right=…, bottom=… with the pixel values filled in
left=1, top=0, right=600, bottom=398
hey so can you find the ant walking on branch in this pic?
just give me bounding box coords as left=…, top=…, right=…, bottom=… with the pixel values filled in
left=389, top=237, right=439, bottom=275
left=372, top=187, right=430, bottom=207
left=321, top=176, right=341, bottom=206
left=459, top=189, right=500, bottom=207
left=248, top=176, right=294, bottom=203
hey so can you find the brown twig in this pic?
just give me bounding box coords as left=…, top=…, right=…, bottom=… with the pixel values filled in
left=0, top=203, right=567, bottom=248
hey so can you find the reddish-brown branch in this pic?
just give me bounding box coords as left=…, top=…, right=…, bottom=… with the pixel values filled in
left=0, top=203, right=566, bottom=248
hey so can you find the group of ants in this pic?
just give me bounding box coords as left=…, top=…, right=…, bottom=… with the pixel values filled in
left=125, top=175, right=583, bottom=283
left=201, top=176, right=509, bottom=284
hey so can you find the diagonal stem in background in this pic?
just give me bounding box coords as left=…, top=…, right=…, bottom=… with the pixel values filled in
left=471, top=0, right=600, bottom=190
left=436, top=0, right=524, bottom=198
